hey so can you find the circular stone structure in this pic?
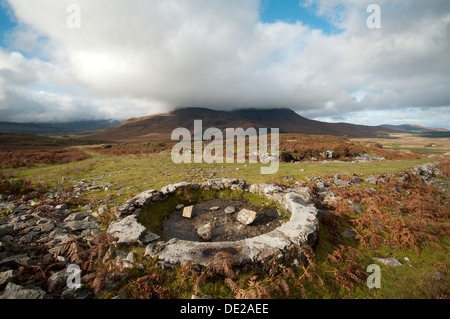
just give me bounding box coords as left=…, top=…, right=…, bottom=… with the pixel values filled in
left=108, top=179, right=319, bottom=271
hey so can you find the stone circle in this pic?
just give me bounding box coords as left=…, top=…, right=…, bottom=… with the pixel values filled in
left=108, top=178, right=319, bottom=271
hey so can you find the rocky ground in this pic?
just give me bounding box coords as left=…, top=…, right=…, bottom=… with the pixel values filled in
left=0, top=161, right=446, bottom=299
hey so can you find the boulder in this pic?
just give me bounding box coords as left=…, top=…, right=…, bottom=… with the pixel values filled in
left=236, top=209, right=257, bottom=225
left=107, top=215, right=158, bottom=245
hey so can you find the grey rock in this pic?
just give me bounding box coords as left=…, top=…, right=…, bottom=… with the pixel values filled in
left=197, top=223, right=212, bottom=241
left=432, top=272, right=445, bottom=281
left=47, top=270, right=69, bottom=293
left=107, top=215, right=147, bottom=245
left=342, top=229, right=357, bottom=238
left=224, top=206, right=236, bottom=214
left=365, top=176, right=378, bottom=185
left=236, top=209, right=257, bottom=225
left=64, top=212, right=91, bottom=222
left=64, top=220, right=99, bottom=231
left=140, top=230, right=160, bottom=244
left=0, top=270, right=16, bottom=289
left=0, top=224, right=13, bottom=237
left=61, top=287, right=94, bottom=299
left=0, top=282, right=47, bottom=299
left=144, top=244, right=156, bottom=257
left=0, top=254, right=31, bottom=267
left=373, top=257, right=403, bottom=268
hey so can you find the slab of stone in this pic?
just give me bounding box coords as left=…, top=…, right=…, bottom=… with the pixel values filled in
left=209, top=206, right=220, bottom=211
left=182, top=206, right=194, bottom=219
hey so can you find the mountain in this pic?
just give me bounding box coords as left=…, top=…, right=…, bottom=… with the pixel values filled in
left=379, top=124, right=449, bottom=133
left=0, top=120, right=122, bottom=135
left=79, top=107, right=397, bottom=143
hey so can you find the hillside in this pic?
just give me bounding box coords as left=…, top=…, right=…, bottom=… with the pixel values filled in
left=380, top=124, right=449, bottom=133
left=0, top=120, right=121, bottom=135
left=80, top=107, right=396, bottom=143
left=0, top=133, right=110, bottom=150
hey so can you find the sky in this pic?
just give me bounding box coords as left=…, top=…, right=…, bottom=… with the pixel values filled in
left=0, top=0, right=449, bottom=129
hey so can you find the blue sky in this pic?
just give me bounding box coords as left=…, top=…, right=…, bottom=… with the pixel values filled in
left=0, top=1, right=14, bottom=45
left=0, top=0, right=449, bottom=128
left=259, top=0, right=338, bottom=34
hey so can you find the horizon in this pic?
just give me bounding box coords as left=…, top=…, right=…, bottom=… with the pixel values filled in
left=0, top=1, right=449, bottom=129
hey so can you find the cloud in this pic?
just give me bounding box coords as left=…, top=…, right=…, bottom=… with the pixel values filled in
left=0, top=0, right=449, bottom=127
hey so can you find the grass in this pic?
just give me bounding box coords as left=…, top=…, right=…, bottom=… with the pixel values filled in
left=353, top=133, right=450, bottom=155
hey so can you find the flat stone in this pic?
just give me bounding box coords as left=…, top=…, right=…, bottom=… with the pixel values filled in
left=236, top=209, right=257, bottom=225
left=373, top=257, right=403, bottom=268
left=182, top=206, right=194, bottom=219
left=175, top=204, right=184, bottom=210
left=209, top=206, right=220, bottom=211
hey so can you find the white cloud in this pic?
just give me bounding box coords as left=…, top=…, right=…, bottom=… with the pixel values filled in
left=0, top=0, right=449, bottom=127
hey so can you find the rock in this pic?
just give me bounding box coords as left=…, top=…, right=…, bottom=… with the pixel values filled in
left=197, top=223, right=212, bottom=241
left=175, top=204, right=184, bottom=210
left=209, top=206, right=220, bottom=211
left=365, top=176, right=378, bottom=185
left=0, top=254, right=31, bottom=267
left=61, top=287, right=94, bottom=299
left=342, top=229, right=356, bottom=238
left=64, top=212, right=91, bottom=222
left=191, top=294, right=213, bottom=299
left=373, top=257, right=403, bottom=268
left=102, top=246, right=116, bottom=264
left=140, top=230, right=160, bottom=244
left=47, top=270, right=69, bottom=293
left=0, top=224, right=13, bottom=237
left=0, top=282, right=47, bottom=299
left=144, top=244, right=156, bottom=257
left=55, top=204, right=68, bottom=210
left=39, top=222, right=55, bottom=233
left=107, top=215, right=147, bottom=245
left=432, top=272, right=445, bottom=281
left=64, top=220, right=99, bottom=231
left=112, top=291, right=129, bottom=299
left=292, top=187, right=313, bottom=202
left=182, top=206, right=194, bottom=219
left=0, top=270, right=16, bottom=289
left=224, top=206, right=236, bottom=214
left=236, top=209, right=257, bottom=225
